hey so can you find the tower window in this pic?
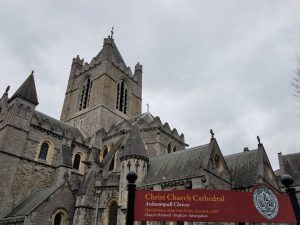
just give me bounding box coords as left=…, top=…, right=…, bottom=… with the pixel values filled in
left=39, top=143, right=49, bottom=160
left=73, top=154, right=81, bottom=170
left=116, top=80, right=128, bottom=114
left=79, top=77, right=92, bottom=110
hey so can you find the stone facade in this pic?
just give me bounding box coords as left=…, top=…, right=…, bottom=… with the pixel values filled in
left=60, top=37, right=142, bottom=138
left=0, top=35, right=296, bottom=225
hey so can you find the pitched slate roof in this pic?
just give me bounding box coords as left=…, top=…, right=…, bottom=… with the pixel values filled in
left=100, top=136, right=125, bottom=168
left=94, top=38, right=126, bottom=66
left=5, top=184, right=63, bottom=217
left=141, top=144, right=211, bottom=186
left=282, top=152, right=300, bottom=176
left=31, top=111, right=85, bottom=141
left=121, top=125, right=148, bottom=160
left=129, top=112, right=154, bottom=124
left=225, top=149, right=259, bottom=188
left=9, top=73, right=38, bottom=105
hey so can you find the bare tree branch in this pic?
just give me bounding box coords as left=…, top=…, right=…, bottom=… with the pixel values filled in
left=291, top=58, right=300, bottom=102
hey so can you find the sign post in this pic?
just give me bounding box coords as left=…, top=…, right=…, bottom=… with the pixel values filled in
left=134, top=185, right=296, bottom=223
left=126, top=171, right=137, bottom=225
left=281, top=174, right=300, bottom=225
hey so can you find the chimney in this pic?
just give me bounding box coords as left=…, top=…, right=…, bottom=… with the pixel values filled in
left=244, top=147, right=249, bottom=152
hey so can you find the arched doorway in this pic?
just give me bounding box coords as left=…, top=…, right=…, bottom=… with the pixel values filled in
left=52, top=209, right=68, bottom=225
left=108, top=202, right=118, bottom=225
left=53, top=213, right=62, bottom=225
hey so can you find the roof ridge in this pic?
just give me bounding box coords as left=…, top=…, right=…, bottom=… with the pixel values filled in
left=33, top=184, right=61, bottom=193
left=34, top=110, right=73, bottom=128
left=33, top=110, right=84, bottom=135
left=282, top=152, right=300, bottom=157
left=121, top=125, right=148, bottom=159
left=6, top=183, right=65, bottom=217
left=149, top=143, right=210, bottom=160
left=224, top=149, right=258, bottom=158
left=100, top=136, right=125, bottom=167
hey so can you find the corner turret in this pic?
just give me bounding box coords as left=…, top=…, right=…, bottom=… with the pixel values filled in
left=8, top=71, right=38, bottom=105
left=133, top=62, right=143, bottom=85
left=119, top=125, right=148, bottom=209
left=0, top=86, right=10, bottom=126
left=5, top=71, right=38, bottom=134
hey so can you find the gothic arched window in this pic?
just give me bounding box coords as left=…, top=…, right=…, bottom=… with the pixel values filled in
left=116, top=80, right=128, bottom=114
left=167, top=143, right=172, bottom=153
left=108, top=202, right=118, bottom=225
left=53, top=213, right=62, bottom=225
left=39, top=143, right=49, bottom=160
left=109, top=155, right=115, bottom=171
left=52, top=209, right=68, bottom=225
left=173, top=146, right=177, bottom=152
left=79, top=77, right=92, bottom=110
left=73, top=154, right=81, bottom=170
left=103, top=146, right=108, bottom=159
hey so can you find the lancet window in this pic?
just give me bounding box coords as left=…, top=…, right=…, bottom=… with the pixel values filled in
left=73, top=154, right=81, bottom=170
left=79, top=77, right=92, bottom=110
left=116, top=80, right=128, bottom=114
left=39, top=143, right=49, bottom=160
left=108, top=202, right=118, bottom=225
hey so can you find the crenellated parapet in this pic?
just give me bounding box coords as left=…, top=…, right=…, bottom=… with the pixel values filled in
left=71, top=37, right=141, bottom=86
left=103, top=35, right=114, bottom=46
left=72, top=55, right=84, bottom=66
left=72, top=56, right=138, bottom=83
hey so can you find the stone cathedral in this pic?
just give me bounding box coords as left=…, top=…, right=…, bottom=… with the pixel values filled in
left=0, top=34, right=299, bottom=225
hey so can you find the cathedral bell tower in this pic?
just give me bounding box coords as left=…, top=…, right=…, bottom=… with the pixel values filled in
left=60, top=34, right=142, bottom=137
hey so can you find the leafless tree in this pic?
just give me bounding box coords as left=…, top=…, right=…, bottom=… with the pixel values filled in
left=291, top=58, right=300, bottom=102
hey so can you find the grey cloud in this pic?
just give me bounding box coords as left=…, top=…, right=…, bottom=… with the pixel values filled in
left=1, top=0, right=300, bottom=170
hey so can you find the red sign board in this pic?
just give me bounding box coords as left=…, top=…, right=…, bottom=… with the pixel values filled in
left=134, top=185, right=296, bottom=223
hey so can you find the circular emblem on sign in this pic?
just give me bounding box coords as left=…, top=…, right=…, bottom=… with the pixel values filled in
left=253, top=185, right=279, bottom=219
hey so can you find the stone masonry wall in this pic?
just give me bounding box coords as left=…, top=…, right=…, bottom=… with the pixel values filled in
left=29, top=183, right=75, bottom=225
left=24, top=127, right=62, bottom=164
left=141, top=129, right=185, bottom=157
left=0, top=153, right=20, bottom=218
left=11, top=159, right=54, bottom=207
left=61, top=56, right=141, bottom=137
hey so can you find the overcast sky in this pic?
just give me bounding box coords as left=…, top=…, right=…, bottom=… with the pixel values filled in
left=1, top=0, right=300, bottom=170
